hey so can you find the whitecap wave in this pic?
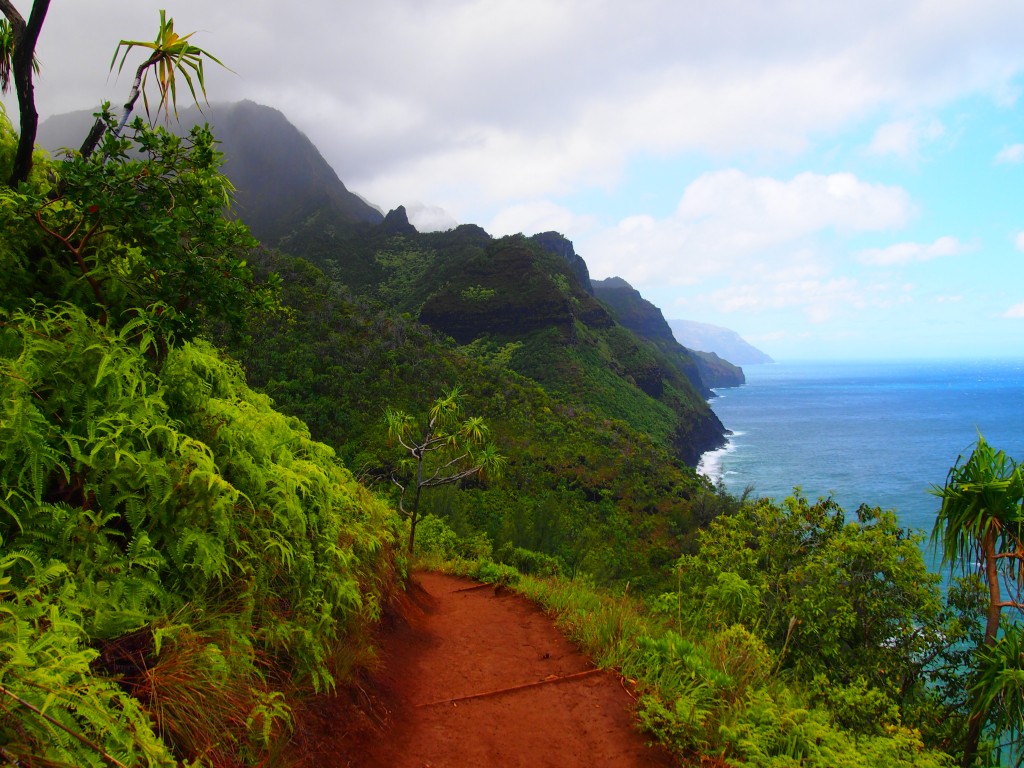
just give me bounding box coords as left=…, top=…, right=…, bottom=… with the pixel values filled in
left=697, top=434, right=743, bottom=483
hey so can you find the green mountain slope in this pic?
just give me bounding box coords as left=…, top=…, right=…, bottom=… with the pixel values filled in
left=592, top=276, right=745, bottom=390
left=271, top=205, right=725, bottom=463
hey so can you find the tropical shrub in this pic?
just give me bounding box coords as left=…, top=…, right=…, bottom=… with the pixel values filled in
left=0, top=110, right=276, bottom=341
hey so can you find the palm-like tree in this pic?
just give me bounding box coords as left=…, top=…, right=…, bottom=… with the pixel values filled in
left=2, top=4, right=227, bottom=180
left=931, top=436, right=1024, bottom=766
left=79, top=10, right=227, bottom=158
left=970, top=623, right=1024, bottom=766
left=932, top=438, right=1024, bottom=644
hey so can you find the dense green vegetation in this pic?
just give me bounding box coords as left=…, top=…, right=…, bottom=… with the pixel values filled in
left=271, top=215, right=727, bottom=466
left=1, top=7, right=1021, bottom=766
left=0, top=97, right=398, bottom=763
left=420, top=485, right=1020, bottom=768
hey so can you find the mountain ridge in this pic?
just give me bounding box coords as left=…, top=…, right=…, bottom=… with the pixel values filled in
left=37, top=100, right=384, bottom=244
left=667, top=318, right=773, bottom=365
left=39, top=100, right=733, bottom=463
left=592, top=277, right=745, bottom=391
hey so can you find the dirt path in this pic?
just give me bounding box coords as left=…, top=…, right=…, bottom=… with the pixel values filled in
left=310, top=571, right=676, bottom=767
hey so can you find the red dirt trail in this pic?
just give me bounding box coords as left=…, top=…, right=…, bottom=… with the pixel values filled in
left=302, top=571, right=677, bottom=767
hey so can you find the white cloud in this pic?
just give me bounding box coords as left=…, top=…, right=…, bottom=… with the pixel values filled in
left=1015, top=232, right=1024, bottom=251
left=706, top=277, right=864, bottom=323
left=867, top=118, right=945, bottom=158
left=405, top=203, right=459, bottom=233
left=486, top=201, right=596, bottom=239
left=12, top=0, right=1024, bottom=220
left=677, top=170, right=912, bottom=235
left=857, top=236, right=971, bottom=265
left=1004, top=303, right=1024, bottom=318
left=574, top=170, right=917, bottom=331
left=995, top=144, right=1024, bottom=164
left=581, top=170, right=912, bottom=287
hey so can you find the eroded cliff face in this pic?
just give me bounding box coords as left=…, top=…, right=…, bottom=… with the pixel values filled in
left=593, top=280, right=737, bottom=393
left=418, top=243, right=608, bottom=343
left=417, top=239, right=726, bottom=465
left=691, top=351, right=745, bottom=389
left=529, top=231, right=594, bottom=294
left=591, top=277, right=745, bottom=392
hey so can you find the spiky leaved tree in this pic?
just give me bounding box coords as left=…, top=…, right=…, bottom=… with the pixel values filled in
left=385, top=387, right=504, bottom=554
left=931, top=437, right=1024, bottom=767
left=0, top=2, right=226, bottom=183
left=79, top=9, right=226, bottom=159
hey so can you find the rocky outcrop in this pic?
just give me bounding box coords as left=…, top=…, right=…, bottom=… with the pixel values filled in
left=593, top=277, right=746, bottom=392
left=667, top=318, right=773, bottom=365
left=382, top=205, right=418, bottom=235
left=530, top=232, right=594, bottom=294
left=591, top=277, right=747, bottom=394
left=419, top=243, right=577, bottom=343
left=692, top=351, right=746, bottom=389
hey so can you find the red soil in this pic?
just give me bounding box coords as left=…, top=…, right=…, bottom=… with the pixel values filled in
left=298, top=571, right=677, bottom=767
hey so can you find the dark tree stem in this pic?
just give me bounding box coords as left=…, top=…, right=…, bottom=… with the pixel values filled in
left=1, top=0, right=49, bottom=186
left=79, top=50, right=161, bottom=159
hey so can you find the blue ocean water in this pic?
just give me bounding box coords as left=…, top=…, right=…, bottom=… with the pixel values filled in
left=699, top=359, right=1024, bottom=558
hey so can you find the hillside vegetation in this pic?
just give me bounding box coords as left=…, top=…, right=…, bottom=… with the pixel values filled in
left=226, top=247, right=719, bottom=589
left=270, top=211, right=727, bottom=465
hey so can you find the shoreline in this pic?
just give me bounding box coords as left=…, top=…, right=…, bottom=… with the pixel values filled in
left=696, top=432, right=740, bottom=485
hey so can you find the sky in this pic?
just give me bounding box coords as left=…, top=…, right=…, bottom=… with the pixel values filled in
left=5, top=1, right=1024, bottom=361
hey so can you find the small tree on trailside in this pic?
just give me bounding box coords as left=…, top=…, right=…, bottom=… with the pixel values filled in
left=385, top=388, right=504, bottom=554
left=931, top=436, right=1024, bottom=767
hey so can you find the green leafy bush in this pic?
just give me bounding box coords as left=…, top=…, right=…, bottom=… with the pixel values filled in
left=0, top=548, right=174, bottom=767
left=0, top=302, right=400, bottom=763
left=511, top=560, right=956, bottom=767
left=415, top=514, right=461, bottom=560
left=496, top=543, right=564, bottom=577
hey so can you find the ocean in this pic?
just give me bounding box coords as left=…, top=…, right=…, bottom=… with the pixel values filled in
left=698, top=359, right=1024, bottom=562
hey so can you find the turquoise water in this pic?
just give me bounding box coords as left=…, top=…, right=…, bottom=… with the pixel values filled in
left=699, top=359, right=1024, bottom=547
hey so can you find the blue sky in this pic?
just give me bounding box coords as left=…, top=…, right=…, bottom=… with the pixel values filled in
left=6, top=0, right=1024, bottom=360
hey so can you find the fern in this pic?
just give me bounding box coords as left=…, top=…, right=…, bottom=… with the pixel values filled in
left=0, top=549, right=174, bottom=766
left=0, top=302, right=399, bottom=758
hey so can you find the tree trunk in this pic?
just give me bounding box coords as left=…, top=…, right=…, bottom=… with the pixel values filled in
left=1, top=0, right=49, bottom=186
left=79, top=50, right=161, bottom=159
left=983, top=529, right=1002, bottom=645
left=406, top=484, right=422, bottom=554
left=962, top=529, right=1002, bottom=768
